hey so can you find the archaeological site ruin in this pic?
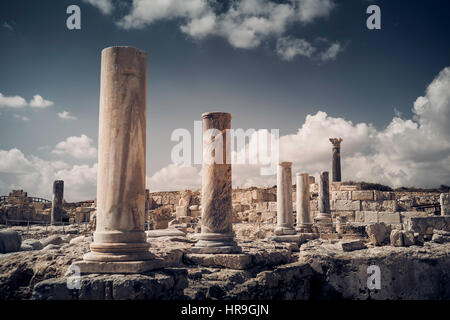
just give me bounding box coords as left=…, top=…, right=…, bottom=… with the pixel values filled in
left=1, top=46, right=449, bottom=302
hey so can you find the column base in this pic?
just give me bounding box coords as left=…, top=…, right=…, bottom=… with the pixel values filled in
left=69, top=258, right=164, bottom=274
left=191, top=233, right=241, bottom=254
left=315, top=214, right=334, bottom=233
left=274, top=226, right=296, bottom=236
left=83, top=230, right=153, bottom=262
left=295, top=224, right=313, bottom=233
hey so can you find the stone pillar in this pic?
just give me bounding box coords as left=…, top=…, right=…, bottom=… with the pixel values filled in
left=296, top=173, right=312, bottom=233
left=329, top=138, right=343, bottom=182
left=441, top=193, right=449, bottom=216
left=191, top=112, right=240, bottom=254
left=275, top=162, right=296, bottom=235
left=51, top=180, right=64, bottom=225
left=75, top=46, right=153, bottom=272
left=316, top=171, right=332, bottom=231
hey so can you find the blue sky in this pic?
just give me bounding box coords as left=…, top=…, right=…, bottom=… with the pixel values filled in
left=1, top=0, right=450, bottom=201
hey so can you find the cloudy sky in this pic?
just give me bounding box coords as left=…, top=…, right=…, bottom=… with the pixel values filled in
left=1, top=0, right=450, bottom=201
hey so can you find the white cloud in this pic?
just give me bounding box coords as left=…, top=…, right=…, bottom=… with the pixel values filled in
left=29, top=94, right=54, bottom=108
left=58, top=111, right=77, bottom=120
left=0, top=93, right=27, bottom=108
left=82, top=0, right=114, bottom=15
left=52, top=134, right=98, bottom=159
left=0, top=147, right=97, bottom=201
left=296, top=0, right=335, bottom=23
left=154, top=66, right=450, bottom=190
left=0, top=93, right=54, bottom=109
left=276, top=37, right=316, bottom=60
left=276, top=37, right=343, bottom=62
left=118, top=0, right=207, bottom=29
left=319, top=41, right=342, bottom=62
left=116, top=0, right=338, bottom=51
left=148, top=163, right=201, bottom=191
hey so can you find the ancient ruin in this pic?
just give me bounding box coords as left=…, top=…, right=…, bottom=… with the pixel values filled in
left=1, top=46, right=449, bottom=301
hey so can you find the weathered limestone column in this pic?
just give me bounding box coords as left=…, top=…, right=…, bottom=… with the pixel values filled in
left=315, top=171, right=332, bottom=230
left=74, top=46, right=153, bottom=272
left=275, top=162, right=296, bottom=235
left=51, top=180, right=64, bottom=225
left=191, top=112, right=241, bottom=254
left=296, top=173, right=312, bottom=233
left=329, top=138, right=343, bottom=182
left=441, top=193, right=449, bottom=216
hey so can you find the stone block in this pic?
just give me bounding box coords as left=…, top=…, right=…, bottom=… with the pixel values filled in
left=390, top=230, right=415, bottom=247
left=175, top=205, right=188, bottom=218
left=0, top=230, right=22, bottom=253
left=341, top=222, right=367, bottom=237
left=374, top=191, right=395, bottom=201
left=331, top=191, right=350, bottom=201
left=364, top=211, right=379, bottom=223
left=366, top=223, right=390, bottom=246
left=378, top=212, right=401, bottom=224
left=334, top=200, right=361, bottom=211
left=390, top=230, right=403, bottom=247
left=351, top=191, right=374, bottom=201
left=40, top=235, right=62, bottom=247
left=184, top=253, right=253, bottom=270
left=333, top=211, right=355, bottom=223
left=361, top=201, right=381, bottom=211
left=355, top=211, right=365, bottom=222
left=381, top=200, right=398, bottom=212
left=405, top=216, right=450, bottom=235
left=341, top=240, right=367, bottom=252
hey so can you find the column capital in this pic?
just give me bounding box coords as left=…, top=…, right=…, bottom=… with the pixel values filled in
left=329, top=137, right=343, bottom=147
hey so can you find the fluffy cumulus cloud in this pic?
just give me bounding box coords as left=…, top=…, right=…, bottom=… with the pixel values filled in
left=52, top=134, right=98, bottom=159
left=0, top=93, right=27, bottom=108
left=0, top=148, right=97, bottom=201
left=150, top=66, right=450, bottom=190
left=0, top=93, right=54, bottom=109
left=148, top=163, right=201, bottom=191
left=86, top=0, right=339, bottom=59
left=57, top=111, right=77, bottom=120
left=3, top=68, right=449, bottom=196
left=28, top=94, right=54, bottom=108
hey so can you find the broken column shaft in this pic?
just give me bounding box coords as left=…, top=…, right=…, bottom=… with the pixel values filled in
left=296, top=173, right=312, bottom=233
left=315, top=171, right=333, bottom=232
left=275, top=162, right=296, bottom=235
left=191, top=112, right=240, bottom=254
left=51, top=180, right=64, bottom=225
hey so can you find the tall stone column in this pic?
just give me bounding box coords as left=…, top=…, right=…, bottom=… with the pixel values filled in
left=51, top=180, right=64, bottom=225
left=74, top=46, right=153, bottom=272
left=329, top=138, right=343, bottom=182
left=191, top=112, right=240, bottom=254
left=296, top=173, right=312, bottom=233
left=315, top=171, right=332, bottom=231
left=275, top=162, right=296, bottom=235
left=441, top=193, right=449, bottom=216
